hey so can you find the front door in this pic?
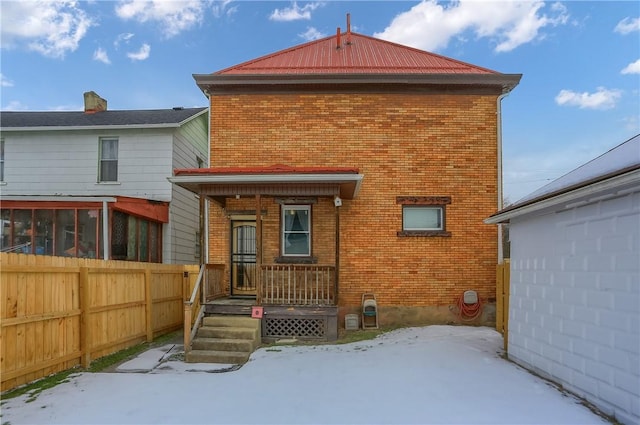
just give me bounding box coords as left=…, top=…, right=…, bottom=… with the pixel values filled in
left=231, top=220, right=257, bottom=298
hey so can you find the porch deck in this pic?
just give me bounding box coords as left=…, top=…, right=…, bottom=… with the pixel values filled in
left=203, top=297, right=338, bottom=341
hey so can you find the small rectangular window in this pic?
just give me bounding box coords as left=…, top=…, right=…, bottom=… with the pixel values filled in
left=403, top=206, right=443, bottom=231
left=282, top=205, right=311, bottom=256
left=397, top=196, right=451, bottom=237
left=99, top=137, right=118, bottom=182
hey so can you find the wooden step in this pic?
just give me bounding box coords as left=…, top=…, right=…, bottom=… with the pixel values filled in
left=197, top=326, right=259, bottom=340
left=203, top=315, right=260, bottom=329
left=192, top=337, right=256, bottom=352
left=186, top=349, right=250, bottom=364
left=186, top=314, right=262, bottom=364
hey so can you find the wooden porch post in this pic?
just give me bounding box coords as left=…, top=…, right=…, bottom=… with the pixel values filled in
left=255, top=194, right=262, bottom=305
left=198, top=194, right=206, bottom=302
left=335, top=202, right=340, bottom=305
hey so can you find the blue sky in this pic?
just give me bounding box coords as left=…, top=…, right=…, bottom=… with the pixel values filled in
left=1, top=1, right=638, bottom=202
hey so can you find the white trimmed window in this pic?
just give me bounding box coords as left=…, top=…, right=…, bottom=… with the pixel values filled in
left=282, top=205, right=311, bottom=256
left=403, top=206, right=443, bottom=231
left=397, top=196, right=451, bottom=237
left=99, top=137, right=118, bottom=182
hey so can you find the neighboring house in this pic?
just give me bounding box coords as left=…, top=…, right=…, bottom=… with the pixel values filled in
left=0, top=92, right=208, bottom=264
left=486, top=134, right=640, bottom=425
left=171, top=18, right=521, bottom=340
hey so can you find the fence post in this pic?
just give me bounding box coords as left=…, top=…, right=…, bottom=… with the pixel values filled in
left=79, top=267, right=91, bottom=368
left=144, top=268, right=153, bottom=342
left=184, top=303, right=192, bottom=353
left=496, top=264, right=504, bottom=335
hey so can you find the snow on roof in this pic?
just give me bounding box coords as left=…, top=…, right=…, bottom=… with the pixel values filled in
left=515, top=134, right=639, bottom=205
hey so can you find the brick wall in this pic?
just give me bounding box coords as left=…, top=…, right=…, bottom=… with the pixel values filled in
left=209, top=92, right=499, bottom=318
left=508, top=192, right=640, bottom=425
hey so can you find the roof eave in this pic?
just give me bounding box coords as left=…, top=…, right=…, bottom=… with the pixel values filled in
left=1, top=123, right=184, bottom=132
left=485, top=168, right=640, bottom=224
left=169, top=173, right=364, bottom=200
left=194, top=73, right=522, bottom=95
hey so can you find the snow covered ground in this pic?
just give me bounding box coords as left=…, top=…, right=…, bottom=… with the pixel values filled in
left=1, top=326, right=609, bottom=424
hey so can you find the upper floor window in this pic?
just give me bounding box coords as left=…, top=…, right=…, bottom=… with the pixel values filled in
left=99, top=137, right=118, bottom=182
left=397, top=196, right=452, bottom=237
left=282, top=205, right=311, bottom=256
left=0, top=138, right=5, bottom=182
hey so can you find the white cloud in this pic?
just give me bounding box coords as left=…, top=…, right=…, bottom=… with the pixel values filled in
left=374, top=0, right=569, bottom=53
left=299, top=27, right=326, bottom=42
left=115, top=0, right=205, bottom=38
left=0, top=0, right=94, bottom=59
left=614, top=17, right=640, bottom=34
left=114, top=33, right=135, bottom=49
left=127, top=43, right=151, bottom=61
left=555, top=87, right=622, bottom=110
left=620, top=115, right=639, bottom=132
left=2, top=101, right=29, bottom=111
left=1, top=73, right=14, bottom=88
left=621, top=58, right=640, bottom=75
left=93, top=48, right=111, bottom=64
left=269, top=2, right=322, bottom=22
left=212, top=0, right=236, bottom=19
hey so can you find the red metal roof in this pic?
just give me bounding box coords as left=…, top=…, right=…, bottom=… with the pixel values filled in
left=215, top=32, right=498, bottom=76
left=174, top=164, right=360, bottom=176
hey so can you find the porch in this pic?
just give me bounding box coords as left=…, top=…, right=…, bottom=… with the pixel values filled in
left=173, top=165, right=363, bottom=360
left=184, top=262, right=338, bottom=357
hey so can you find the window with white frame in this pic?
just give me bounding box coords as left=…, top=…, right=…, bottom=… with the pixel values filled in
left=99, top=137, right=118, bottom=182
left=281, top=205, right=311, bottom=256
left=397, top=196, right=451, bottom=237
left=403, top=206, right=443, bottom=230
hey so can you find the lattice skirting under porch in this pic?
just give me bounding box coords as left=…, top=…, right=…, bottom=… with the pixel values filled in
left=261, top=305, right=338, bottom=342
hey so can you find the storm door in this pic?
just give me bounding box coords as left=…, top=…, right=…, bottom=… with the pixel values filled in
left=231, top=220, right=257, bottom=297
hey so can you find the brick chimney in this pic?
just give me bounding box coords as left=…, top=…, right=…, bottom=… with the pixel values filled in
left=83, top=91, right=107, bottom=114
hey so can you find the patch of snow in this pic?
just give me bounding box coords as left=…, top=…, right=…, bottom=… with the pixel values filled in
left=0, top=326, right=608, bottom=425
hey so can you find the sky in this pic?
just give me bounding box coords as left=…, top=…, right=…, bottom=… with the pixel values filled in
left=0, top=0, right=639, bottom=202
left=0, top=325, right=611, bottom=424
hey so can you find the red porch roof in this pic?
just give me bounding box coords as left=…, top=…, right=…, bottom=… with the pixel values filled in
left=170, top=165, right=364, bottom=200
left=174, top=164, right=359, bottom=176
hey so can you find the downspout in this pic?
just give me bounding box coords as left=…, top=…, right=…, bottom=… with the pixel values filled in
left=496, top=93, right=508, bottom=264
left=204, top=91, right=212, bottom=265
left=102, top=200, right=109, bottom=260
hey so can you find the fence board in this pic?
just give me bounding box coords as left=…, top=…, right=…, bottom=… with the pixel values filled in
left=0, top=253, right=198, bottom=392
left=496, top=260, right=510, bottom=352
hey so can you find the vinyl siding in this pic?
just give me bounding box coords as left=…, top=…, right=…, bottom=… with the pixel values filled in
left=167, top=113, right=208, bottom=264
left=1, top=129, right=173, bottom=201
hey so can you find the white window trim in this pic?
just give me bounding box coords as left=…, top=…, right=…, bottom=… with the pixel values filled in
left=281, top=204, right=311, bottom=257
left=98, top=137, right=118, bottom=183
left=402, top=205, right=444, bottom=231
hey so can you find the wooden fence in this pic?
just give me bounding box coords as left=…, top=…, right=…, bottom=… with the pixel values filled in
left=496, top=259, right=510, bottom=351
left=0, top=253, right=199, bottom=392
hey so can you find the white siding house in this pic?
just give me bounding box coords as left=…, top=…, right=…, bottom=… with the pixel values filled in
left=486, top=134, right=640, bottom=425
left=0, top=92, right=208, bottom=264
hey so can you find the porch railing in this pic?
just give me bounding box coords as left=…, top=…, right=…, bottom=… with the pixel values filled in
left=184, top=263, right=225, bottom=353
left=204, top=263, right=226, bottom=301
left=261, top=264, right=336, bottom=306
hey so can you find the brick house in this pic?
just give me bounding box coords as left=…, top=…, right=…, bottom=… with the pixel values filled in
left=172, top=20, right=521, bottom=341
